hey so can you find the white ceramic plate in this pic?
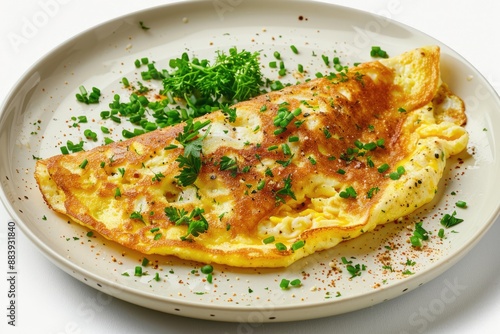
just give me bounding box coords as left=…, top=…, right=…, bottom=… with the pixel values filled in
left=1, top=0, right=499, bottom=322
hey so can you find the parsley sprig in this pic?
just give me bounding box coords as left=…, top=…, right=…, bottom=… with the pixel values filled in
left=341, top=257, right=366, bottom=278
left=165, top=207, right=209, bottom=241
left=274, top=174, right=296, bottom=204
left=219, top=156, right=238, bottom=176
left=174, top=119, right=211, bottom=186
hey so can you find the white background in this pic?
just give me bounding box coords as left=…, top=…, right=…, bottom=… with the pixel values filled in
left=1, top=0, right=499, bottom=333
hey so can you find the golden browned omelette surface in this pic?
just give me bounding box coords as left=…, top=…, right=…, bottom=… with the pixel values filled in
left=35, top=46, right=468, bottom=267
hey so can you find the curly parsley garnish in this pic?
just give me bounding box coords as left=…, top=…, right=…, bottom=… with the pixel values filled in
left=162, top=47, right=264, bottom=105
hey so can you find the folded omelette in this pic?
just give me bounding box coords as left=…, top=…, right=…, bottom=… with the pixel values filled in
left=35, top=46, right=468, bottom=267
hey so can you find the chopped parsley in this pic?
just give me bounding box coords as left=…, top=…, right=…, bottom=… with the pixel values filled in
left=219, top=156, right=238, bottom=176
left=341, top=257, right=366, bottom=278
left=221, top=104, right=237, bottom=122
left=276, top=154, right=294, bottom=168
left=130, top=211, right=145, bottom=223
left=151, top=171, right=165, bottom=182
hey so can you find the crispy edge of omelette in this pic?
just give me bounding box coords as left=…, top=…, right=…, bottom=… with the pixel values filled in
left=34, top=46, right=469, bottom=267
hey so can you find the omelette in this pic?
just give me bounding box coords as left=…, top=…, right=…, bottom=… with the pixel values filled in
left=35, top=46, right=468, bottom=267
